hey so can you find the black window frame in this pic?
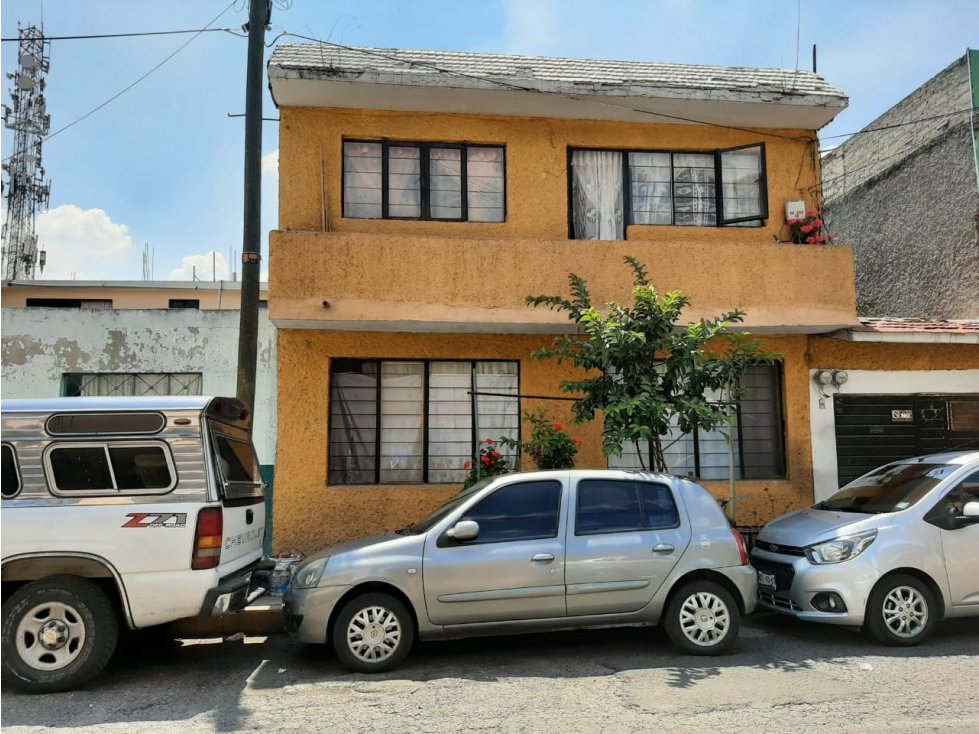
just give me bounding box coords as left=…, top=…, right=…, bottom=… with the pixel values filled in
left=2, top=444, right=22, bottom=499
left=342, top=139, right=507, bottom=223
left=568, top=143, right=768, bottom=238
left=574, top=479, right=680, bottom=536
left=328, top=358, right=521, bottom=486
left=168, top=299, right=200, bottom=309
left=44, top=440, right=178, bottom=496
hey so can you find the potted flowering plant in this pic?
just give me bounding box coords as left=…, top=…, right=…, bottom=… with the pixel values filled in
left=788, top=210, right=836, bottom=245
left=500, top=410, right=583, bottom=471
left=462, top=438, right=512, bottom=489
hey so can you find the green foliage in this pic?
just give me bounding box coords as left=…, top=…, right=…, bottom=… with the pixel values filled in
left=527, top=257, right=778, bottom=471
left=500, top=410, right=582, bottom=470
left=462, top=438, right=511, bottom=489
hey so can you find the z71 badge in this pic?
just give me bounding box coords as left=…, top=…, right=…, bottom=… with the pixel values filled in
left=122, top=513, right=188, bottom=528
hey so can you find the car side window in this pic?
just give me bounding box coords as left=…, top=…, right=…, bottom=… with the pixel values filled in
left=576, top=479, right=642, bottom=534
left=638, top=481, right=680, bottom=528
left=929, top=470, right=979, bottom=518
left=459, top=480, right=562, bottom=544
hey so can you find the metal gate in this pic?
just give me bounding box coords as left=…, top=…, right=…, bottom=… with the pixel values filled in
left=834, top=394, right=979, bottom=486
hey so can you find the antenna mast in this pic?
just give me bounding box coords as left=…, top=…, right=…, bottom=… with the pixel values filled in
left=2, top=24, right=52, bottom=281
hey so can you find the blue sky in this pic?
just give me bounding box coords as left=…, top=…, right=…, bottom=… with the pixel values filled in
left=1, top=0, right=977, bottom=281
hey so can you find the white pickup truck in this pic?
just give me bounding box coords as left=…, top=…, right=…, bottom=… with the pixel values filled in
left=1, top=396, right=270, bottom=693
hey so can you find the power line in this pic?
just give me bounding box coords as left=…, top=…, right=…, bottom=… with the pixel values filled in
left=1, top=28, right=235, bottom=42
left=820, top=106, right=977, bottom=146
left=2, top=1, right=239, bottom=161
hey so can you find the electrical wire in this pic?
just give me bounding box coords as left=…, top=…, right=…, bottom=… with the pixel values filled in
left=2, top=1, right=239, bottom=161
left=1, top=28, right=235, bottom=42
left=819, top=106, right=977, bottom=146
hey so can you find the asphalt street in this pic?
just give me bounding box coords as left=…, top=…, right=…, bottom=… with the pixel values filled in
left=2, top=613, right=978, bottom=734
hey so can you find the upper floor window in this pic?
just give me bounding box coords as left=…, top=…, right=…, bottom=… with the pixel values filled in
left=570, top=144, right=767, bottom=239
left=343, top=140, right=506, bottom=222
left=62, top=372, right=203, bottom=397
left=169, top=299, right=200, bottom=309
left=26, top=298, right=113, bottom=309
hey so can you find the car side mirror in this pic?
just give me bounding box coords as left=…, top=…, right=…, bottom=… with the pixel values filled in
left=446, top=520, right=480, bottom=542
left=959, top=501, right=979, bottom=524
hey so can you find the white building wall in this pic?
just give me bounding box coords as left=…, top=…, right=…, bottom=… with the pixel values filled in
left=1, top=308, right=278, bottom=466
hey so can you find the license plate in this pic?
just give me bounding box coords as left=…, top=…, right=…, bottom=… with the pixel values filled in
left=758, top=570, right=776, bottom=590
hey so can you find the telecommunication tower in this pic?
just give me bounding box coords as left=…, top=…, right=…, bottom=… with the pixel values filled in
left=2, top=24, right=51, bottom=281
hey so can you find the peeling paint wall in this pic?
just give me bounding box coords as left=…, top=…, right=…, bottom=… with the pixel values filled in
left=1, top=308, right=278, bottom=464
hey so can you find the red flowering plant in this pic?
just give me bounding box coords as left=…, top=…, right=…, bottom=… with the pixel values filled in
left=461, top=438, right=512, bottom=489
left=499, top=410, right=582, bottom=471
left=788, top=210, right=836, bottom=245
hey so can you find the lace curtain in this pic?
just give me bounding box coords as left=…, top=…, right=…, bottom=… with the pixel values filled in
left=571, top=150, right=624, bottom=240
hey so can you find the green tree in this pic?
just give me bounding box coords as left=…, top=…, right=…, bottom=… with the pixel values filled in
left=528, top=257, right=776, bottom=475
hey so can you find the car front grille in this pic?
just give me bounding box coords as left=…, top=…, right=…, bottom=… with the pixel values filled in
left=754, top=540, right=806, bottom=556
left=752, top=559, right=796, bottom=592
left=759, top=591, right=803, bottom=612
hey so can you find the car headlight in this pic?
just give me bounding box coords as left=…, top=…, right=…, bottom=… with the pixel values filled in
left=292, top=557, right=329, bottom=588
left=805, top=529, right=877, bottom=564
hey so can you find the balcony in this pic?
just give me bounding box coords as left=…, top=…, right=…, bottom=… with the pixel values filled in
left=269, top=230, right=857, bottom=334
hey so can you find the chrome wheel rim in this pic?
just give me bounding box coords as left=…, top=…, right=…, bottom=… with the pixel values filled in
left=15, top=601, right=87, bottom=671
left=882, top=585, right=929, bottom=638
left=346, top=605, right=402, bottom=664
left=678, top=591, right=730, bottom=647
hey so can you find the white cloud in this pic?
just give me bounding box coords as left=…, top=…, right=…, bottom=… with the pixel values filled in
left=170, top=251, right=231, bottom=281
left=262, top=150, right=279, bottom=177
left=34, top=205, right=135, bottom=279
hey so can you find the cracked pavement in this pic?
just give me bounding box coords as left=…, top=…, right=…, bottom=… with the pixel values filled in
left=2, top=613, right=977, bottom=734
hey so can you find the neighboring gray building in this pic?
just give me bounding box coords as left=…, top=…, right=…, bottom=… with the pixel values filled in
left=821, top=50, right=979, bottom=319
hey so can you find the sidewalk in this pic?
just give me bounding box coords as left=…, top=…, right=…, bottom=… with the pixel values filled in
left=172, top=594, right=285, bottom=637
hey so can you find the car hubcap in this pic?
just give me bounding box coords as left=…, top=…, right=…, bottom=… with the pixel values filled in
left=15, top=601, right=87, bottom=671
left=678, top=591, right=730, bottom=646
left=346, top=605, right=402, bottom=663
left=882, top=585, right=928, bottom=638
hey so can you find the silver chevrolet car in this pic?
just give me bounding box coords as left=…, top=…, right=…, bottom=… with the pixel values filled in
left=284, top=470, right=756, bottom=672
left=752, top=451, right=979, bottom=645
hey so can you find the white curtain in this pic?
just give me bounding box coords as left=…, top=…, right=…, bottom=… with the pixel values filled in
left=379, top=362, right=424, bottom=483
left=572, top=150, right=624, bottom=240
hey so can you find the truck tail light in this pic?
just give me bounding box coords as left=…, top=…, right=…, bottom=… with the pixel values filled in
left=192, top=508, right=223, bottom=570
left=731, top=528, right=748, bottom=566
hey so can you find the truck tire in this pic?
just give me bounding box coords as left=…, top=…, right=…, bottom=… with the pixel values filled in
left=1, top=576, right=120, bottom=694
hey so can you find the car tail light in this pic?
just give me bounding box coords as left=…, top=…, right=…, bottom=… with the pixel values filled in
left=731, top=528, right=748, bottom=566
left=192, top=508, right=223, bottom=570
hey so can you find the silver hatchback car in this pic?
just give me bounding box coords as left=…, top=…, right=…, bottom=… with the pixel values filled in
left=284, top=470, right=756, bottom=672
left=752, top=451, right=979, bottom=645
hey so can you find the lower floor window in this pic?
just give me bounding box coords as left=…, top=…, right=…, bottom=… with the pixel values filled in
left=62, top=372, right=203, bottom=397
left=609, top=364, right=785, bottom=480
left=329, top=359, right=519, bottom=485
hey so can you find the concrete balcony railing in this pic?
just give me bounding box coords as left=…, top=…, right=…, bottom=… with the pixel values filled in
left=269, top=230, right=858, bottom=334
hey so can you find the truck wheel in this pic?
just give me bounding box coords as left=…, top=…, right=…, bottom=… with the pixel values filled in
left=865, top=574, right=936, bottom=646
left=1, top=576, right=119, bottom=694
left=332, top=592, right=414, bottom=673
left=663, top=580, right=740, bottom=656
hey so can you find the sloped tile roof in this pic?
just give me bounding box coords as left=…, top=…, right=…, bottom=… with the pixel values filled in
left=270, top=44, right=846, bottom=101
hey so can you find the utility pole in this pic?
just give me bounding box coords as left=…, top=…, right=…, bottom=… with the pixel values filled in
left=236, top=0, right=269, bottom=410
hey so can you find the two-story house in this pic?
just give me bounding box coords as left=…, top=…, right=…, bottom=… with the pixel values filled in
left=266, top=45, right=870, bottom=552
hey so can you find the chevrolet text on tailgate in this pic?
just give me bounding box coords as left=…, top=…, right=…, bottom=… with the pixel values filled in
left=1, top=396, right=269, bottom=694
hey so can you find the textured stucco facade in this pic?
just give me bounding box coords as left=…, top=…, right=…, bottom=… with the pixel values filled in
left=0, top=307, right=278, bottom=465
left=822, top=53, right=979, bottom=318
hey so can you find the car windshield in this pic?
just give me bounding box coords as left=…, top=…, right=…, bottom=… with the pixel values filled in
left=816, top=462, right=958, bottom=514
left=397, top=477, right=495, bottom=535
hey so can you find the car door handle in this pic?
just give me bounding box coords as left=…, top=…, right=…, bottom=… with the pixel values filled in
left=651, top=544, right=675, bottom=553
left=531, top=553, right=555, bottom=563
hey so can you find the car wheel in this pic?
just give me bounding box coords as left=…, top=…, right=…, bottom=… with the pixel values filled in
left=865, top=574, right=936, bottom=646
left=663, top=580, right=740, bottom=656
left=332, top=592, right=414, bottom=673
left=1, top=576, right=120, bottom=694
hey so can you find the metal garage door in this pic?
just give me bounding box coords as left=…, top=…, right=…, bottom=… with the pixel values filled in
left=834, top=395, right=979, bottom=486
